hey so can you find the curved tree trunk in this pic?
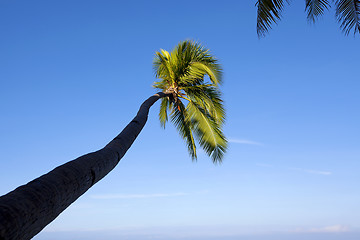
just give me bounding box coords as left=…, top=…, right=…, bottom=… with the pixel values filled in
left=0, top=92, right=167, bottom=240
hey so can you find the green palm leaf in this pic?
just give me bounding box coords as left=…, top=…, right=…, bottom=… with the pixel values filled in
left=183, top=84, right=225, bottom=126
left=305, top=0, right=331, bottom=23
left=335, top=0, right=360, bottom=35
left=159, top=97, right=172, bottom=128
left=187, top=101, right=227, bottom=163
left=189, top=62, right=222, bottom=85
left=170, top=100, right=197, bottom=160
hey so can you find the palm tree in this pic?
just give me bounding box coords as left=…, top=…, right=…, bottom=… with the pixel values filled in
left=153, top=41, right=227, bottom=163
left=256, top=0, right=360, bottom=37
left=0, top=40, right=226, bottom=240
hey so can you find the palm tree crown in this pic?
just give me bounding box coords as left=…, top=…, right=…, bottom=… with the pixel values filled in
left=153, top=40, right=227, bottom=163
left=256, top=0, right=360, bottom=37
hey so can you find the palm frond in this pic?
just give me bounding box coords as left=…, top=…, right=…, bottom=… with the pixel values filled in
left=335, top=0, right=360, bottom=35
left=190, top=62, right=222, bottom=85
left=187, top=101, right=227, bottom=163
left=256, top=0, right=289, bottom=37
left=159, top=97, right=172, bottom=128
left=153, top=50, right=173, bottom=86
left=177, top=62, right=222, bottom=88
left=183, top=85, right=225, bottom=126
left=305, top=0, right=331, bottom=23
left=188, top=42, right=222, bottom=84
left=152, top=79, right=169, bottom=90
left=173, top=41, right=222, bottom=86
left=170, top=100, right=197, bottom=160
left=173, top=41, right=193, bottom=76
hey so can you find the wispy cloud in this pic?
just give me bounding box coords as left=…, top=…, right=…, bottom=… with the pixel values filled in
left=228, top=138, right=263, bottom=146
left=305, top=169, right=332, bottom=175
left=290, top=167, right=332, bottom=175
left=293, top=225, right=349, bottom=233
left=91, top=192, right=188, bottom=200
left=256, top=164, right=332, bottom=175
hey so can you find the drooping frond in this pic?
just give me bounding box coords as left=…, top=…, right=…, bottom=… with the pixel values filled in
left=186, top=101, right=227, bottom=163
left=256, top=0, right=289, bottom=37
left=159, top=97, right=172, bottom=128
left=170, top=100, right=197, bottom=160
left=189, top=62, right=222, bottom=85
left=183, top=84, right=225, bottom=126
left=305, top=0, right=331, bottom=23
left=335, top=0, right=360, bottom=35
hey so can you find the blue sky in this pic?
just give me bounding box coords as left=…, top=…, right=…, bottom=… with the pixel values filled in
left=0, top=1, right=359, bottom=239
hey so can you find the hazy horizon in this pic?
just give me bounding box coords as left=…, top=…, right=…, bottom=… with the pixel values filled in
left=36, top=227, right=360, bottom=240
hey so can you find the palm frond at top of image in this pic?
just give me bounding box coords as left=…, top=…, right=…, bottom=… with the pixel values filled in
left=256, top=0, right=360, bottom=37
left=152, top=40, right=227, bottom=163
left=335, top=0, right=360, bottom=35
left=256, top=0, right=290, bottom=37
left=305, top=0, right=331, bottom=23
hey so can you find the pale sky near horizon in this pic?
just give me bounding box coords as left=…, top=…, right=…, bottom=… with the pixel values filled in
left=0, top=1, right=359, bottom=239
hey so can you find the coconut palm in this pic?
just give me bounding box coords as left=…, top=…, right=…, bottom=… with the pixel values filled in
left=0, top=40, right=226, bottom=240
left=256, top=0, right=360, bottom=37
left=153, top=40, right=227, bottom=163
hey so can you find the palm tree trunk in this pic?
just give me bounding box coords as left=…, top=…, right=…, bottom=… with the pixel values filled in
left=0, top=92, right=167, bottom=240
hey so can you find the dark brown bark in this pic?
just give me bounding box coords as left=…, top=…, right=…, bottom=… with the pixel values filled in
left=0, top=92, right=167, bottom=240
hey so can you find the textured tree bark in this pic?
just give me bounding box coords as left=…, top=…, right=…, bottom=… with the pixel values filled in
left=0, top=92, right=167, bottom=240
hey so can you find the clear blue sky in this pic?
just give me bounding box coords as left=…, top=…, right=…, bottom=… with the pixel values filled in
left=1, top=1, right=359, bottom=239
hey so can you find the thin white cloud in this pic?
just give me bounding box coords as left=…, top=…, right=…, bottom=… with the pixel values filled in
left=305, top=169, right=332, bottom=175
left=91, top=192, right=188, bottom=200
left=290, top=167, right=332, bottom=175
left=228, top=138, right=263, bottom=146
left=293, top=225, right=349, bottom=233
left=256, top=165, right=332, bottom=176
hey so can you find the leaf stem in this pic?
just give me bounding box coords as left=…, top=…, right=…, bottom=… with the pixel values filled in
left=179, top=95, right=192, bottom=102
